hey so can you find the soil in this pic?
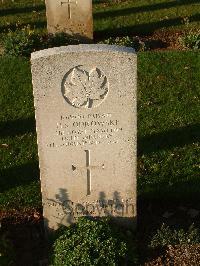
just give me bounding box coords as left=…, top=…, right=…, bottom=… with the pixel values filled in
left=0, top=208, right=48, bottom=266
left=144, top=245, right=200, bottom=266
left=137, top=30, right=184, bottom=51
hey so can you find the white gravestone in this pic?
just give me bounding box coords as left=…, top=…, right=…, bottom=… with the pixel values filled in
left=31, top=45, right=137, bottom=231
left=45, top=0, right=93, bottom=41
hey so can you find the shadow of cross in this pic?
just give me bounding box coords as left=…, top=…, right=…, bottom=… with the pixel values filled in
left=60, top=0, right=78, bottom=19
left=72, top=150, right=105, bottom=196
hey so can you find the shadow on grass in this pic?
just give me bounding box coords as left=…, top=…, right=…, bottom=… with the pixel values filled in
left=0, top=161, right=39, bottom=192
left=0, top=116, right=35, bottom=137
left=139, top=175, right=200, bottom=203
left=138, top=122, right=200, bottom=223
left=94, top=0, right=200, bottom=19
left=95, top=13, right=200, bottom=38
left=138, top=123, right=200, bottom=155
left=0, top=4, right=45, bottom=17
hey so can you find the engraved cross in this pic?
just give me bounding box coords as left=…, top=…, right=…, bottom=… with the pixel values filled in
left=72, top=150, right=105, bottom=196
left=61, top=0, right=78, bottom=19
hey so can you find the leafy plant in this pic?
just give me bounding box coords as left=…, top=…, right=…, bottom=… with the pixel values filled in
left=150, top=224, right=200, bottom=248
left=50, top=217, right=138, bottom=266
left=3, top=25, right=80, bottom=57
left=179, top=17, right=200, bottom=50
left=3, top=25, right=40, bottom=57
left=180, top=30, right=200, bottom=50
left=100, top=36, right=142, bottom=51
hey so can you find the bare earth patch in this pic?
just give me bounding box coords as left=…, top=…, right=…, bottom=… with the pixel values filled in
left=145, top=245, right=200, bottom=266
left=139, top=30, right=184, bottom=51
left=0, top=209, right=47, bottom=266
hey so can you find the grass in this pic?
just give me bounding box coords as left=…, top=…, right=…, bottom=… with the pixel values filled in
left=94, top=0, right=200, bottom=38
left=0, top=51, right=199, bottom=209
left=138, top=51, right=200, bottom=203
left=0, top=0, right=46, bottom=36
left=0, top=56, right=41, bottom=208
left=0, top=0, right=199, bottom=41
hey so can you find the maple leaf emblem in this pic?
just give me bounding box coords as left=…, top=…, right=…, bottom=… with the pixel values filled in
left=62, top=66, right=109, bottom=108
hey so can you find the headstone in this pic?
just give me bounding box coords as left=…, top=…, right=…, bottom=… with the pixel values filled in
left=31, top=45, right=137, bottom=231
left=45, top=0, right=93, bottom=41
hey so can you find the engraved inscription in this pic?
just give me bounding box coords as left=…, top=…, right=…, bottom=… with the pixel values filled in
left=45, top=198, right=135, bottom=219
left=61, top=0, right=78, bottom=19
left=47, top=113, right=124, bottom=148
left=62, top=66, right=109, bottom=109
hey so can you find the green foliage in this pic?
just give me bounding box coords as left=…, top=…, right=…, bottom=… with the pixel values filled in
left=3, top=25, right=40, bottom=56
left=100, top=36, right=142, bottom=51
left=3, top=25, right=80, bottom=57
left=150, top=224, right=200, bottom=248
left=180, top=30, right=200, bottom=50
left=50, top=217, right=138, bottom=266
left=179, top=17, right=200, bottom=50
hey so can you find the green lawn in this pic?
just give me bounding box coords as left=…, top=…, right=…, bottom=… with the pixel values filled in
left=0, top=51, right=199, bottom=210
left=0, top=0, right=199, bottom=210
left=0, top=0, right=199, bottom=40
left=94, top=0, right=200, bottom=38
left=0, top=56, right=40, bottom=208
left=137, top=51, right=200, bottom=203
left=0, top=2, right=199, bottom=265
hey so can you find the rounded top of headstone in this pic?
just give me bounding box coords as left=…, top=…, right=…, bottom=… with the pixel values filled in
left=31, top=44, right=136, bottom=61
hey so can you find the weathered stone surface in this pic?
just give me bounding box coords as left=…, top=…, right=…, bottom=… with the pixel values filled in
left=45, top=0, right=93, bottom=41
left=31, top=44, right=137, bottom=231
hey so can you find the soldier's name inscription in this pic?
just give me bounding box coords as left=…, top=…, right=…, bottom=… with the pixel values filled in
left=47, top=112, right=126, bottom=148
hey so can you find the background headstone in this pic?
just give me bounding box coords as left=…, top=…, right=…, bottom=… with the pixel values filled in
left=31, top=45, right=137, bottom=231
left=45, top=0, right=93, bottom=41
